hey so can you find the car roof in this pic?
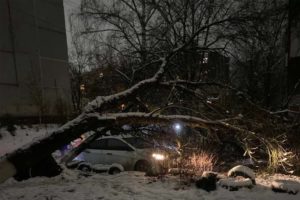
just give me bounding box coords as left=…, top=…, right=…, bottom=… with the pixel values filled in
left=96, top=135, right=135, bottom=140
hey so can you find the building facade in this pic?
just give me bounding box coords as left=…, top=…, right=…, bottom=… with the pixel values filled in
left=0, top=0, right=71, bottom=118
left=288, top=0, right=300, bottom=110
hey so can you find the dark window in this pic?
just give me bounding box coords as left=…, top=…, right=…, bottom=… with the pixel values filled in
left=88, top=139, right=107, bottom=149
left=107, top=139, right=133, bottom=151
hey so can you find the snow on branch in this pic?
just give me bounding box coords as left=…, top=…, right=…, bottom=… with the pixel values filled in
left=83, top=14, right=246, bottom=114
left=83, top=58, right=166, bottom=113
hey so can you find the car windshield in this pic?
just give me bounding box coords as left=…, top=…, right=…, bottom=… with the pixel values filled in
left=123, top=137, right=154, bottom=149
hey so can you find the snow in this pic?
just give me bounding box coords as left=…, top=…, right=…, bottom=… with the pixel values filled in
left=84, top=57, right=166, bottom=112
left=0, top=171, right=300, bottom=200
left=272, top=180, right=300, bottom=194
left=228, top=165, right=255, bottom=181
left=0, top=124, right=59, bottom=157
left=219, top=177, right=253, bottom=188
left=1, top=125, right=300, bottom=200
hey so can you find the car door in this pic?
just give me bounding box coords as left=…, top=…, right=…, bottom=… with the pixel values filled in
left=105, top=138, right=135, bottom=168
left=82, top=139, right=108, bottom=164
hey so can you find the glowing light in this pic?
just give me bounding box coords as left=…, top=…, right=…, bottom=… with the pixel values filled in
left=173, top=123, right=182, bottom=133
left=202, top=52, right=209, bottom=63
left=152, top=153, right=165, bottom=160
left=121, top=104, right=125, bottom=110
left=80, top=84, right=85, bottom=91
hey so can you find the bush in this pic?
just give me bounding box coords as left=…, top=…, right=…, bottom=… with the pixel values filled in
left=189, top=152, right=216, bottom=175
left=178, top=151, right=217, bottom=176
left=266, top=140, right=295, bottom=174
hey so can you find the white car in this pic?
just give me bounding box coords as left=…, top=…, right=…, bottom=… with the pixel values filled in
left=78, top=136, right=169, bottom=173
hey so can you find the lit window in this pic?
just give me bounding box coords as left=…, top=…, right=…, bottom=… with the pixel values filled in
left=202, top=52, right=209, bottom=64
left=80, top=84, right=85, bottom=91
left=121, top=103, right=125, bottom=110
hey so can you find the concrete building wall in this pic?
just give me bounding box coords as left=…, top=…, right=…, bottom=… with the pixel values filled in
left=0, top=0, right=71, bottom=117
left=288, top=0, right=300, bottom=110
left=290, top=0, right=300, bottom=58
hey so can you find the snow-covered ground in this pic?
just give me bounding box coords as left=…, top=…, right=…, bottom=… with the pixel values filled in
left=0, top=125, right=300, bottom=200
left=0, top=170, right=299, bottom=200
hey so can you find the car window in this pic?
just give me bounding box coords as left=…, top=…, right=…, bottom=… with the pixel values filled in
left=88, top=139, right=107, bottom=149
left=107, top=139, right=132, bottom=151
left=123, top=137, right=154, bottom=149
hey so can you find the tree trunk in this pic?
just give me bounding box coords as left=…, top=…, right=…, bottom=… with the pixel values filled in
left=0, top=114, right=113, bottom=183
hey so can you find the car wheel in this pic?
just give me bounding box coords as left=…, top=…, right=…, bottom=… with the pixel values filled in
left=108, top=167, right=121, bottom=175
left=135, top=160, right=150, bottom=172
left=78, top=164, right=92, bottom=172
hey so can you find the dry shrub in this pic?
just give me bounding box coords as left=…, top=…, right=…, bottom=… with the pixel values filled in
left=171, top=151, right=217, bottom=187
left=183, top=151, right=217, bottom=176
left=241, top=133, right=296, bottom=174
left=265, top=138, right=296, bottom=174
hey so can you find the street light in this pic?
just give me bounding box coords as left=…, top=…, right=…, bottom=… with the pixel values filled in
left=173, top=122, right=183, bottom=134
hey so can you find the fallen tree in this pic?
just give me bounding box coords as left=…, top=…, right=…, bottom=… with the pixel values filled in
left=0, top=111, right=262, bottom=183
left=0, top=74, right=295, bottom=182
left=0, top=3, right=296, bottom=183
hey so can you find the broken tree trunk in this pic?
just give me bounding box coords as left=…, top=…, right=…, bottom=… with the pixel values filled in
left=0, top=114, right=113, bottom=183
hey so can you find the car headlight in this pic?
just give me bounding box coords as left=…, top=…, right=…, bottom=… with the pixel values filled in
left=152, top=153, right=165, bottom=161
